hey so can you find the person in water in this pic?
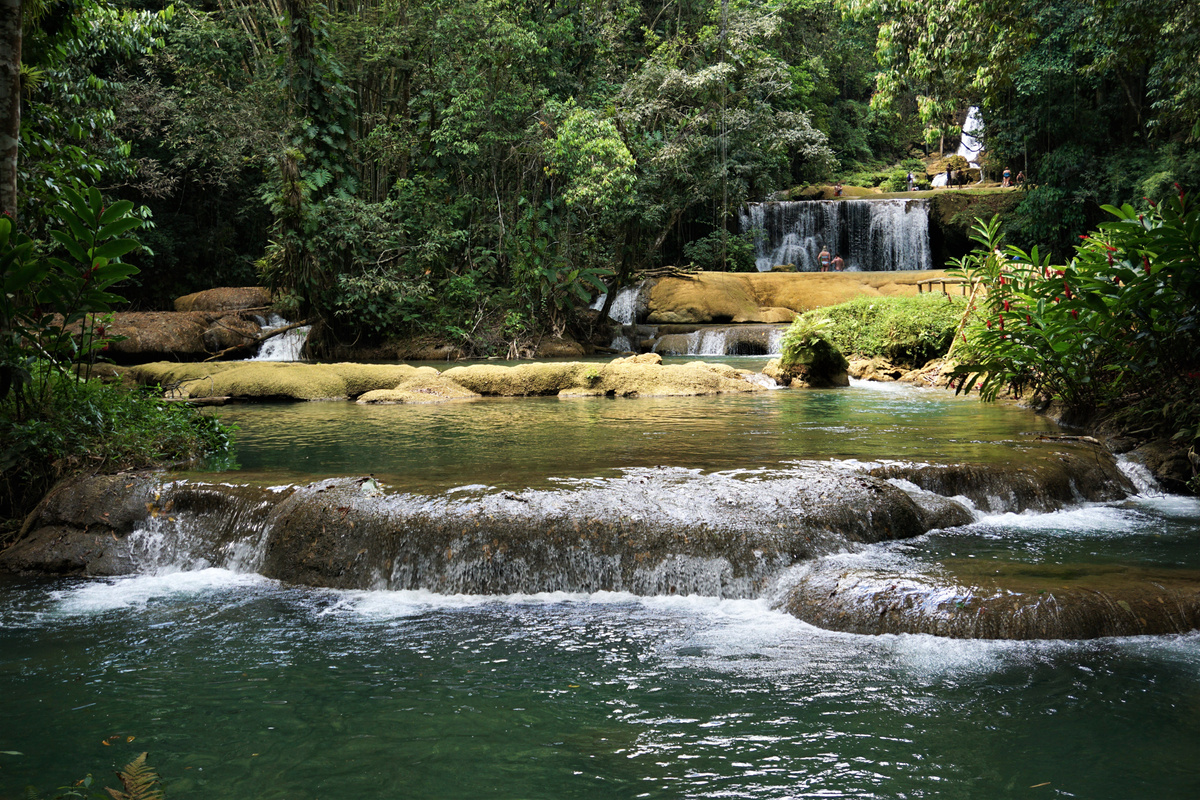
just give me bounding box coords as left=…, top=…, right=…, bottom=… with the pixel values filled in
left=818, top=247, right=831, bottom=272
left=833, top=254, right=845, bottom=271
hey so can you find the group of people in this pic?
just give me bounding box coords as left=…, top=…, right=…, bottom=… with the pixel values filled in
left=817, top=247, right=844, bottom=272
left=1001, top=168, right=1025, bottom=187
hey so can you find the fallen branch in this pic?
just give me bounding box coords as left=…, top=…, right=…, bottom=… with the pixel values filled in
left=204, top=319, right=309, bottom=362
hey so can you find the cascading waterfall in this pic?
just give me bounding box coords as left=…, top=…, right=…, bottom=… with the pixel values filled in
left=933, top=106, right=984, bottom=187
left=251, top=313, right=310, bottom=361
left=590, top=285, right=641, bottom=325
left=651, top=325, right=785, bottom=356
left=740, top=199, right=931, bottom=272
left=591, top=284, right=643, bottom=351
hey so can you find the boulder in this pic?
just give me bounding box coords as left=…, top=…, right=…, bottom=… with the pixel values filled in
left=534, top=336, right=587, bottom=358
left=445, top=356, right=765, bottom=398
left=129, top=356, right=766, bottom=401
left=357, top=369, right=481, bottom=404
left=105, top=311, right=261, bottom=362
left=130, top=361, right=435, bottom=400
left=784, top=559, right=1200, bottom=640
left=174, top=287, right=272, bottom=312
left=764, top=334, right=850, bottom=388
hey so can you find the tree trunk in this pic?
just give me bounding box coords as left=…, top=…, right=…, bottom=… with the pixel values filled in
left=0, top=0, right=21, bottom=221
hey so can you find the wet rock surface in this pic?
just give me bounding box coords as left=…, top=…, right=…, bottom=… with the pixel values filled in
left=646, top=270, right=950, bottom=324
left=1, top=452, right=1132, bottom=606
left=867, top=446, right=1134, bottom=513
left=1, top=464, right=951, bottom=595
left=784, top=559, right=1200, bottom=640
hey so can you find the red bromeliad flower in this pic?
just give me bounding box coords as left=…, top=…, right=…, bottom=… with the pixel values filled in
left=985, top=320, right=993, bottom=329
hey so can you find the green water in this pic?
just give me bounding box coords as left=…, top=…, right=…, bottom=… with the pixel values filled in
left=4, top=377, right=1200, bottom=799
left=3, top=573, right=1200, bottom=799
left=207, top=379, right=1059, bottom=491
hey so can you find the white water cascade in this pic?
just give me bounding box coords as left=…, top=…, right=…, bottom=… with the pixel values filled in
left=590, top=285, right=641, bottom=325
left=652, top=325, right=785, bottom=357
left=591, top=285, right=643, bottom=351
left=932, top=106, right=984, bottom=187
left=740, top=199, right=931, bottom=272
left=250, top=314, right=310, bottom=361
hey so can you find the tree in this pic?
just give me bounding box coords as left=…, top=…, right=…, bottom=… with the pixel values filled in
left=0, top=0, right=19, bottom=219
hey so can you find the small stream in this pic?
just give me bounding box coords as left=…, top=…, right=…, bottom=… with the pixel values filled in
left=3, top=377, right=1198, bottom=798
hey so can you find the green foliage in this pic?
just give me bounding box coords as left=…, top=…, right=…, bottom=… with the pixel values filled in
left=791, top=294, right=962, bottom=364
left=0, top=188, right=233, bottom=522
left=682, top=229, right=757, bottom=272
left=20, top=0, right=174, bottom=229
left=1, top=188, right=144, bottom=409
left=1, top=367, right=234, bottom=526
left=781, top=314, right=832, bottom=362
left=949, top=194, right=1200, bottom=452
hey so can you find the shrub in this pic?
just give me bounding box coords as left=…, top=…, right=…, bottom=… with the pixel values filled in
left=948, top=192, right=1200, bottom=457
left=790, top=294, right=963, bottom=365
left=682, top=229, right=757, bottom=272
left=0, top=368, right=234, bottom=521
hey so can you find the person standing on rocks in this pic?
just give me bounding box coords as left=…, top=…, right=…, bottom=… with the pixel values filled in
left=833, top=254, right=845, bottom=272
left=818, top=246, right=831, bottom=272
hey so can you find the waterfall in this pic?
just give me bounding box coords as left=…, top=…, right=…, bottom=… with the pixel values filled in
left=251, top=314, right=310, bottom=361
left=932, top=107, right=984, bottom=187
left=650, top=324, right=785, bottom=356
left=740, top=199, right=931, bottom=272
left=590, top=285, right=641, bottom=325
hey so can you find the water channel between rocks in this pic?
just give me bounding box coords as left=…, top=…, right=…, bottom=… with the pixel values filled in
left=3, top=371, right=1199, bottom=798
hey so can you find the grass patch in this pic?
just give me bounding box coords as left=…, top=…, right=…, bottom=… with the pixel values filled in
left=792, top=294, right=965, bottom=365
left=1, top=367, right=235, bottom=523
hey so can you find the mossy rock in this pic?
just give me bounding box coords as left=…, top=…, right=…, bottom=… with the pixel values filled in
left=357, top=371, right=481, bottom=404
left=131, top=362, right=436, bottom=400
left=448, top=356, right=765, bottom=398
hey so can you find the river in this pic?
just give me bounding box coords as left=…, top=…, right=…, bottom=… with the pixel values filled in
left=2, top=372, right=1198, bottom=798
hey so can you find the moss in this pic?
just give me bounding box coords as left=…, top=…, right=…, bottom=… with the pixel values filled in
left=131, top=357, right=766, bottom=402
left=793, top=294, right=964, bottom=366
left=131, top=362, right=433, bottom=400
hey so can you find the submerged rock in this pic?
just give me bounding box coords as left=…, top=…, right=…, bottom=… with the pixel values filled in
left=784, top=559, right=1200, bottom=640
left=3, top=466, right=942, bottom=596
left=867, top=447, right=1134, bottom=513
left=2, top=450, right=1134, bottom=609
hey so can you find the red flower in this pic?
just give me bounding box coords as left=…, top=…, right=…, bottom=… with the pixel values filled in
left=1070, top=309, right=1078, bottom=319
left=985, top=320, right=993, bottom=329
left=999, top=315, right=1005, bottom=330
left=1003, top=299, right=1010, bottom=312
left=1143, top=255, right=1151, bottom=275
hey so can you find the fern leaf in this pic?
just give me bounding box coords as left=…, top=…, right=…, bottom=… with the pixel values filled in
left=104, top=753, right=164, bottom=800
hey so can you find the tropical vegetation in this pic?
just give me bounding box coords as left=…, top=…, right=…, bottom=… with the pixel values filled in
left=949, top=192, right=1200, bottom=490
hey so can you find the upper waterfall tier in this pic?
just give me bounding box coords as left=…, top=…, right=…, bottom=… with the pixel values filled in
left=741, top=199, right=932, bottom=272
